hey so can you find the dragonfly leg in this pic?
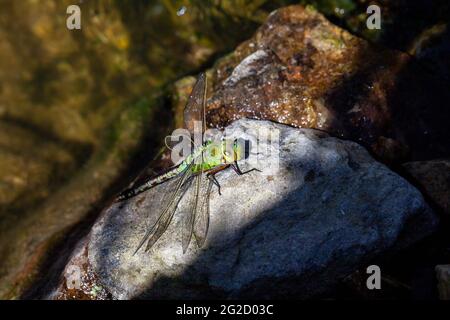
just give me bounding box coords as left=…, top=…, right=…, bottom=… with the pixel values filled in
left=206, top=164, right=229, bottom=195
left=232, top=161, right=261, bottom=175
left=207, top=174, right=222, bottom=195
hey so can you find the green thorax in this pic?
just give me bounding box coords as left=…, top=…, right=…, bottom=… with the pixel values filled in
left=180, top=139, right=244, bottom=174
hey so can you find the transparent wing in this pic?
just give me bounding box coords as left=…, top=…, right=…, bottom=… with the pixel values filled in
left=181, top=71, right=207, bottom=253
left=184, top=72, right=206, bottom=134
left=181, top=167, right=202, bottom=253
left=193, top=177, right=213, bottom=248
left=133, top=161, right=194, bottom=254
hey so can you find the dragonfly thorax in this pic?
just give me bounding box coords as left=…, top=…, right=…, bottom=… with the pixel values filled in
left=185, top=139, right=243, bottom=173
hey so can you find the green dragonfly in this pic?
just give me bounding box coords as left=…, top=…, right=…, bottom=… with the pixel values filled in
left=116, top=73, right=259, bottom=254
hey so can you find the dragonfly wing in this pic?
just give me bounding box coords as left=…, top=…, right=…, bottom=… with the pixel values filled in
left=133, top=162, right=194, bottom=254
left=193, top=177, right=213, bottom=248
left=184, top=73, right=206, bottom=134
left=181, top=168, right=202, bottom=253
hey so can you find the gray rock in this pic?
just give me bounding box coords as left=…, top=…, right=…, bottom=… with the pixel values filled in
left=50, top=119, right=438, bottom=299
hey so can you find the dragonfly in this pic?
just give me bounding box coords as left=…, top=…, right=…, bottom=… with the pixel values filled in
left=116, top=73, right=259, bottom=254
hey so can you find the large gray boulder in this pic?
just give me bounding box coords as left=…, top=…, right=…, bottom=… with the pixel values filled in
left=49, top=119, right=438, bottom=299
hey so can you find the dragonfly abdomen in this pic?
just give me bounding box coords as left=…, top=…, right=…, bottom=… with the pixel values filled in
left=116, top=166, right=183, bottom=201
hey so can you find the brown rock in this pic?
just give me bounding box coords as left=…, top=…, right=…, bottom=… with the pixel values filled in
left=172, top=5, right=450, bottom=164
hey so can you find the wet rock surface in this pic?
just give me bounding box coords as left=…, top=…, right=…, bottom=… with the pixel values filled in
left=48, top=119, right=437, bottom=299
left=174, top=5, right=450, bottom=164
